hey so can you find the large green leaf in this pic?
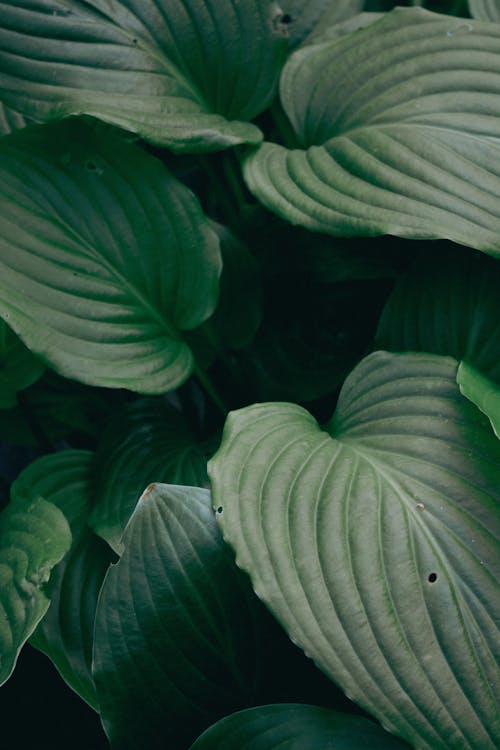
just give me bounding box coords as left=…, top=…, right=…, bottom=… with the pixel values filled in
left=0, top=496, right=71, bottom=685
left=469, top=0, right=500, bottom=22
left=375, top=247, right=500, bottom=382
left=243, top=8, right=500, bottom=255
left=209, top=351, right=500, bottom=750
left=0, top=319, right=44, bottom=409
left=0, top=119, right=221, bottom=393
left=89, top=398, right=209, bottom=553
left=0, top=0, right=287, bottom=153
left=190, top=704, right=409, bottom=749
left=93, top=483, right=335, bottom=749
left=458, top=362, right=500, bottom=439
left=10, top=449, right=113, bottom=708
left=280, top=1, right=364, bottom=49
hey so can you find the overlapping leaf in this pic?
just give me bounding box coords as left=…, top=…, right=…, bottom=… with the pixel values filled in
left=243, top=8, right=500, bottom=255
left=458, top=362, right=500, bottom=439
left=280, top=0, right=364, bottom=49
left=189, top=703, right=409, bottom=749
left=0, top=119, right=222, bottom=393
left=0, top=319, right=44, bottom=409
left=209, top=351, right=500, bottom=749
left=375, top=248, right=500, bottom=381
left=0, top=0, right=287, bottom=152
left=89, top=398, right=209, bottom=553
left=0, top=102, right=31, bottom=136
left=0, top=496, right=71, bottom=685
left=469, top=0, right=500, bottom=22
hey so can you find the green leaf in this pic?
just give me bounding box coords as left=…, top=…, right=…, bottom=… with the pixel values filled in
left=190, top=704, right=409, bottom=749
left=243, top=8, right=500, bottom=256
left=0, top=119, right=222, bottom=393
left=280, top=1, right=364, bottom=49
left=458, top=361, right=500, bottom=438
left=93, top=483, right=310, bottom=749
left=0, top=0, right=287, bottom=153
left=0, top=319, right=44, bottom=409
left=0, top=102, right=32, bottom=137
left=469, top=0, right=500, bottom=22
left=375, top=247, right=500, bottom=382
left=209, top=351, right=500, bottom=750
left=89, top=398, right=209, bottom=553
left=0, top=496, right=71, bottom=685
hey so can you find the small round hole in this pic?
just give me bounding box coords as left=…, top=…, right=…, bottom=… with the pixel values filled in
left=216, top=506, right=223, bottom=514
left=281, top=13, right=292, bottom=24
left=428, top=572, right=438, bottom=583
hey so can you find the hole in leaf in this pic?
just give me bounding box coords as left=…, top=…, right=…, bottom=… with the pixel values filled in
left=281, top=13, right=292, bottom=24
left=428, top=572, right=438, bottom=583
left=216, top=506, right=223, bottom=514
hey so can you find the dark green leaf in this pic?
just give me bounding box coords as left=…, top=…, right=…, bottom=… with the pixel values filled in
left=375, top=247, right=500, bottom=381
left=243, top=8, right=500, bottom=255
left=458, top=361, right=500, bottom=438
left=190, top=703, right=409, bottom=749
left=0, top=119, right=221, bottom=393
left=0, top=0, right=288, bottom=152
left=0, top=496, right=71, bottom=685
left=0, top=319, right=44, bottom=409
left=209, top=351, right=500, bottom=749
left=89, top=398, right=209, bottom=553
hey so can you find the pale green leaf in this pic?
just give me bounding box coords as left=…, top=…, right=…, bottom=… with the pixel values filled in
left=0, top=0, right=288, bottom=152
left=89, top=398, right=209, bottom=553
left=375, top=247, right=500, bottom=382
left=190, top=704, right=409, bottom=750
left=458, top=361, right=500, bottom=438
left=209, top=351, right=500, bottom=749
left=469, top=0, right=500, bottom=22
left=243, top=8, right=500, bottom=256
left=0, top=319, right=44, bottom=409
left=0, top=119, right=222, bottom=393
left=0, top=497, right=71, bottom=685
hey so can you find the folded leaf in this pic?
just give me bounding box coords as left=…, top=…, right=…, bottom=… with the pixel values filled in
left=458, top=361, right=500, bottom=439
left=0, top=119, right=222, bottom=393
left=89, top=398, right=209, bottom=553
left=243, top=8, right=500, bottom=255
left=0, top=0, right=287, bottom=152
left=209, top=351, right=500, bottom=749
left=190, top=704, right=409, bottom=749
left=0, top=319, right=44, bottom=409
left=0, top=497, right=71, bottom=685
left=469, top=0, right=500, bottom=22
left=375, top=247, right=500, bottom=381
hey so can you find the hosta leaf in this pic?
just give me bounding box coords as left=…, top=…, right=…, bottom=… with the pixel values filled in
left=0, top=102, right=32, bottom=136
left=0, top=0, right=287, bottom=153
left=209, top=351, right=500, bottom=750
left=375, top=248, right=500, bottom=382
left=0, top=119, right=221, bottom=393
left=469, top=0, right=500, bottom=22
left=458, top=362, right=500, bottom=438
left=190, top=704, right=409, bottom=750
left=280, top=1, right=364, bottom=49
left=89, top=398, right=209, bottom=554
left=93, top=483, right=322, bottom=749
left=243, top=8, right=500, bottom=255
left=0, top=497, right=71, bottom=685
left=0, top=319, right=44, bottom=409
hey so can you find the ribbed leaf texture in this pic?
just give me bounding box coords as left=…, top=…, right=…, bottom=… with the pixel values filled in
left=243, top=8, right=500, bottom=255
left=209, top=351, right=500, bottom=750
left=0, top=119, right=222, bottom=393
left=469, top=0, right=500, bottom=22
left=280, top=0, right=364, bottom=49
left=0, top=0, right=287, bottom=152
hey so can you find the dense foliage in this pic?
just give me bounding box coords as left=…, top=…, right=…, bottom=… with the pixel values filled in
left=0, top=1, right=499, bottom=748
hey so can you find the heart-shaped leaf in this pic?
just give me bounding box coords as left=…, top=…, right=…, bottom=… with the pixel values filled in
left=243, top=8, right=500, bottom=256
left=93, top=483, right=339, bottom=749
left=0, top=319, right=44, bottom=409
left=469, top=0, right=500, bottom=22
left=375, top=247, right=500, bottom=382
left=458, top=361, right=500, bottom=439
left=209, top=351, right=500, bottom=750
left=89, top=398, right=209, bottom=553
left=0, top=119, right=221, bottom=393
left=0, top=0, right=287, bottom=153
left=189, top=703, right=409, bottom=750
left=0, top=496, right=71, bottom=685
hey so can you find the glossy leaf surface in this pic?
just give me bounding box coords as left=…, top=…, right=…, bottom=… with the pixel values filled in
left=0, top=119, right=221, bottom=393
left=244, top=8, right=500, bottom=255
left=209, top=351, right=500, bottom=749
